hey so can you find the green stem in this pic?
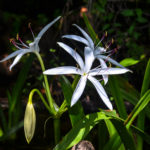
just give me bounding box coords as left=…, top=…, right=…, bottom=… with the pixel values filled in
left=29, top=89, right=51, bottom=113
left=53, top=118, right=61, bottom=144
left=35, top=52, right=56, bottom=115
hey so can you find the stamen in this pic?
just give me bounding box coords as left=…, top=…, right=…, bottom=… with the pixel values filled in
left=105, top=38, right=114, bottom=50
left=95, top=31, right=107, bottom=48
left=10, top=39, right=21, bottom=49
left=18, top=36, right=29, bottom=48
left=108, top=62, right=112, bottom=68
left=16, top=33, right=19, bottom=40
left=28, top=22, right=35, bottom=39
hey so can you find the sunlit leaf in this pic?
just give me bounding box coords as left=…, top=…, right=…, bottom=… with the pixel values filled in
left=120, top=58, right=140, bottom=67
left=54, top=112, right=110, bottom=150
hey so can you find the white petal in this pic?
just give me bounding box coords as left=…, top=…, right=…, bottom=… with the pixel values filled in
left=99, top=59, right=108, bottom=85
left=73, top=24, right=94, bottom=49
left=37, top=16, right=61, bottom=38
left=62, top=35, right=89, bottom=46
left=88, top=76, right=113, bottom=110
left=96, top=55, right=125, bottom=68
left=0, top=49, right=25, bottom=62
left=9, top=52, right=27, bottom=71
left=84, top=47, right=95, bottom=72
left=71, top=75, right=87, bottom=106
left=43, top=66, right=81, bottom=75
left=94, top=47, right=106, bottom=55
left=89, top=68, right=130, bottom=76
left=57, top=42, right=84, bottom=69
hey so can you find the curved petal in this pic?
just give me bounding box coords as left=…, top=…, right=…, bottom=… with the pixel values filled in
left=0, top=49, right=25, bottom=62
left=96, top=55, right=125, bottom=68
left=62, top=35, right=89, bottom=46
left=37, top=16, right=61, bottom=39
left=43, top=66, right=81, bottom=75
left=84, top=47, right=95, bottom=72
left=9, top=51, right=28, bottom=71
left=71, top=75, right=87, bottom=106
left=73, top=24, right=94, bottom=49
left=98, top=58, right=108, bottom=85
left=88, top=76, right=113, bottom=110
left=57, top=42, right=84, bottom=69
left=89, top=68, right=131, bottom=76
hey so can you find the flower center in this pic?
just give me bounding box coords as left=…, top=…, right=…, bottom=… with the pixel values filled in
left=83, top=72, right=87, bottom=76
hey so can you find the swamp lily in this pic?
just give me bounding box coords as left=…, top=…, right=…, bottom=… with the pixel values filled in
left=44, top=42, right=130, bottom=110
left=0, top=16, right=61, bottom=71
left=62, top=24, right=126, bottom=84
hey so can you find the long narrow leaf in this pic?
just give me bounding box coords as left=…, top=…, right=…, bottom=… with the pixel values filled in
left=137, top=59, right=150, bottom=150
left=111, top=119, right=136, bottom=150
left=109, top=76, right=127, bottom=119
left=54, top=112, right=110, bottom=150
left=125, top=90, right=150, bottom=128
left=60, top=76, right=84, bottom=126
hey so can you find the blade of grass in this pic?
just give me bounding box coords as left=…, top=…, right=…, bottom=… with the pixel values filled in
left=125, top=90, right=150, bottom=129
left=137, top=59, right=150, bottom=150
left=54, top=112, right=110, bottom=150
left=82, top=13, right=99, bottom=44
left=0, top=104, right=7, bottom=133
left=8, top=55, right=35, bottom=128
left=60, top=76, right=84, bottom=126
left=109, top=76, right=127, bottom=119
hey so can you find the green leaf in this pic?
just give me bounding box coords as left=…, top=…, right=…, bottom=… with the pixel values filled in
left=137, top=59, right=150, bottom=150
left=120, top=58, right=140, bottom=67
left=54, top=112, right=110, bottom=150
left=103, top=133, right=122, bottom=150
left=101, top=110, right=150, bottom=145
left=121, top=9, right=134, bottom=17
left=8, top=55, right=35, bottom=128
left=135, top=8, right=142, bottom=17
left=0, top=121, right=23, bottom=141
left=111, top=119, right=136, bottom=150
left=109, top=76, right=127, bottom=119
left=140, top=59, right=150, bottom=97
left=136, top=17, right=148, bottom=23
left=125, top=90, right=150, bottom=128
left=60, top=76, right=84, bottom=126
left=0, top=104, right=7, bottom=132
left=83, top=13, right=99, bottom=45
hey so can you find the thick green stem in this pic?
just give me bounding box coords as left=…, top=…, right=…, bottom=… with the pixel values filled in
left=53, top=118, right=61, bottom=145
left=35, top=52, right=56, bottom=115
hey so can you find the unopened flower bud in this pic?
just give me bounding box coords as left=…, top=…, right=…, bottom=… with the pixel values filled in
left=24, top=101, right=36, bottom=143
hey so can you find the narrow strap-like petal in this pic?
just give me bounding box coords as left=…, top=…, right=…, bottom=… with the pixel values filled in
left=98, top=58, right=108, bottom=85
left=62, top=35, right=89, bottom=46
left=96, top=55, right=125, bottom=68
left=0, top=49, right=25, bottom=62
left=71, top=75, right=87, bottom=106
left=88, top=76, right=113, bottom=110
left=73, top=24, right=94, bottom=49
left=43, top=66, right=81, bottom=75
left=84, top=47, right=95, bottom=72
left=89, top=67, right=131, bottom=76
left=37, top=16, right=61, bottom=38
left=9, top=51, right=28, bottom=71
left=57, top=42, right=84, bottom=69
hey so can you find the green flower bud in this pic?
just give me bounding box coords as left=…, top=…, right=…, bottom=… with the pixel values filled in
left=24, top=101, right=36, bottom=143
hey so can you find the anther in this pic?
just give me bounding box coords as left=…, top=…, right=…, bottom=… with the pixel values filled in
left=16, top=33, right=19, bottom=40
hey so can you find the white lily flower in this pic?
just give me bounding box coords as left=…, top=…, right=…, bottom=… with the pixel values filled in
left=62, top=24, right=127, bottom=84
left=44, top=43, right=130, bottom=110
left=0, top=16, right=61, bottom=71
